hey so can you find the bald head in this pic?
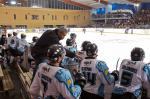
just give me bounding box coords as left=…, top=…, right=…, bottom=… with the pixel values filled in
left=57, top=27, right=68, bottom=40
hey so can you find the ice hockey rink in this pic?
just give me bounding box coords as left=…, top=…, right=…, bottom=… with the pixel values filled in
left=65, top=30, right=150, bottom=72
left=7, top=28, right=150, bottom=72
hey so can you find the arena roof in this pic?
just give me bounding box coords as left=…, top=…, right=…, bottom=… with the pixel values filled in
left=70, top=0, right=150, bottom=8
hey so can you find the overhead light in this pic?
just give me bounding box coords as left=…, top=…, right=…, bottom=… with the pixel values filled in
left=134, top=3, right=139, bottom=7
left=32, top=5, right=41, bottom=8
left=10, top=1, right=17, bottom=5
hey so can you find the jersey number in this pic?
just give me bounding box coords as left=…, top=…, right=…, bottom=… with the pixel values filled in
left=83, top=72, right=96, bottom=85
left=120, top=70, right=133, bottom=87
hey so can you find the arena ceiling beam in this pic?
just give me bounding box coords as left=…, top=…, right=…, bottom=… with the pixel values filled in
left=62, top=0, right=92, bottom=9
left=70, top=0, right=108, bottom=8
left=126, top=0, right=141, bottom=3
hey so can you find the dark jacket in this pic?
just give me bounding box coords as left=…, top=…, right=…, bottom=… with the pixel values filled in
left=31, top=29, right=75, bottom=59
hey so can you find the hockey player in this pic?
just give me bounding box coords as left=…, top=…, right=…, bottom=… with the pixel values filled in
left=30, top=44, right=81, bottom=99
left=80, top=43, right=115, bottom=99
left=125, top=27, right=130, bottom=34
left=112, top=47, right=150, bottom=99
left=61, top=38, right=78, bottom=70
left=30, top=36, right=38, bottom=48
left=6, top=33, right=12, bottom=46
left=83, top=28, right=86, bottom=34
left=78, top=41, right=91, bottom=59
left=29, top=36, right=39, bottom=68
left=65, top=38, right=77, bottom=53
left=69, top=33, right=77, bottom=48
left=8, top=32, right=19, bottom=56
left=17, top=34, right=29, bottom=56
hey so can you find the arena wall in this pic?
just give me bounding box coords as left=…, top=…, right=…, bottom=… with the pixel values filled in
left=0, top=6, right=90, bottom=28
left=6, top=28, right=150, bottom=35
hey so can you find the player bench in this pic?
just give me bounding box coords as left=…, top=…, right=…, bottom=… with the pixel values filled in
left=17, top=64, right=32, bottom=99
left=0, top=65, right=4, bottom=91
left=0, top=65, right=14, bottom=95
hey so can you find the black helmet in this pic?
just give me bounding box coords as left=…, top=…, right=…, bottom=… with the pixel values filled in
left=47, top=44, right=66, bottom=63
left=32, top=36, right=38, bottom=42
left=66, top=39, right=73, bottom=46
left=21, top=34, right=26, bottom=39
left=86, top=43, right=98, bottom=57
left=81, top=41, right=91, bottom=51
left=8, top=33, right=12, bottom=37
left=70, top=33, right=76, bottom=39
left=13, top=32, right=18, bottom=36
left=131, top=47, right=145, bottom=61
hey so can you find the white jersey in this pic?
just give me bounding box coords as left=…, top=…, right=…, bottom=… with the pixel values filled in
left=7, top=37, right=12, bottom=45
left=10, top=36, right=19, bottom=45
left=114, top=59, right=150, bottom=98
left=80, top=58, right=114, bottom=99
left=17, top=38, right=29, bottom=50
left=30, top=63, right=81, bottom=99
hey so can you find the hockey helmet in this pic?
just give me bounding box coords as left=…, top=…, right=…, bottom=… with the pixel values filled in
left=32, top=36, right=38, bottom=42
left=47, top=44, right=66, bottom=62
left=70, top=33, right=76, bottom=39
left=86, top=43, right=98, bottom=57
left=131, top=47, right=145, bottom=61
left=81, top=41, right=91, bottom=51
left=66, top=39, right=73, bottom=46
left=21, top=34, right=26, bottom=39
left=13, top=32, right=18, bottom=36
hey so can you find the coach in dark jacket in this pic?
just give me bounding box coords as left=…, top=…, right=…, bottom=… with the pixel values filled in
left=31, top=27, right=76, bottom=79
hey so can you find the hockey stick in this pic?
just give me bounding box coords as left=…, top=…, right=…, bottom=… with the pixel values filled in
left=116, top=58, right=120, bottom=71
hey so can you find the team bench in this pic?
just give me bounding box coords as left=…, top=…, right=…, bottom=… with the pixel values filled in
left=17, top=64, right=32, bottom=99
left=0, top=65, right=14, bottom=95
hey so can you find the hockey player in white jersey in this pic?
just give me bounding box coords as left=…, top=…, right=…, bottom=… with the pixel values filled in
left=65, top=38, right=77, bottom=53
left=17, top=34, right=29, bottom=56
left=80, top=43, right=116, bottom=99
left=112, top=47, right=150, bottom=99
left=61, top=38, right=78, bottom=68
left=69, top=33, right=77, bottom=48
left=30, top=44, right=81, bottom=99
left=6, top=33, right=12, bottom=46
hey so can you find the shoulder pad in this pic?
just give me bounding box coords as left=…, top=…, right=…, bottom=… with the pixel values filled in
left=61, top=57, right=69, bottom=67
left=96, top=60, right=114, bottom=84
left=96, top=60, right=108, bottom=73
left=143, top=64, right=150, bottom=82
left=55, top=69, right=81, bottom=98
left=143, top=64, right=150, bottom=74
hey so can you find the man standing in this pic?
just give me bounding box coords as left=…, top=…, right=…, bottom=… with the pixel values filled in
left=31, top=27, right=77, bottom=79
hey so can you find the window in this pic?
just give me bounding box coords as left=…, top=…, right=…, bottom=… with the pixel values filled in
left=25, top=15, right=27, bottom=20
left=74, top=16, right=76, bottom=20
left=32, top=15, right=39, bottom=20
left=63, top=16, right=65, bottom=20
left=14, top=14, right=16, bottom=20
left=43, top=15, right=45, bottom=20
left=52, top=15, right=54, bottom=20
left=16, top=25, right=27, bottom=29
left=84, top=16, right=86, bottom=20
left=44, top=25, right=53, bottom=28
left=63, top=15, right=68, bottom=20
